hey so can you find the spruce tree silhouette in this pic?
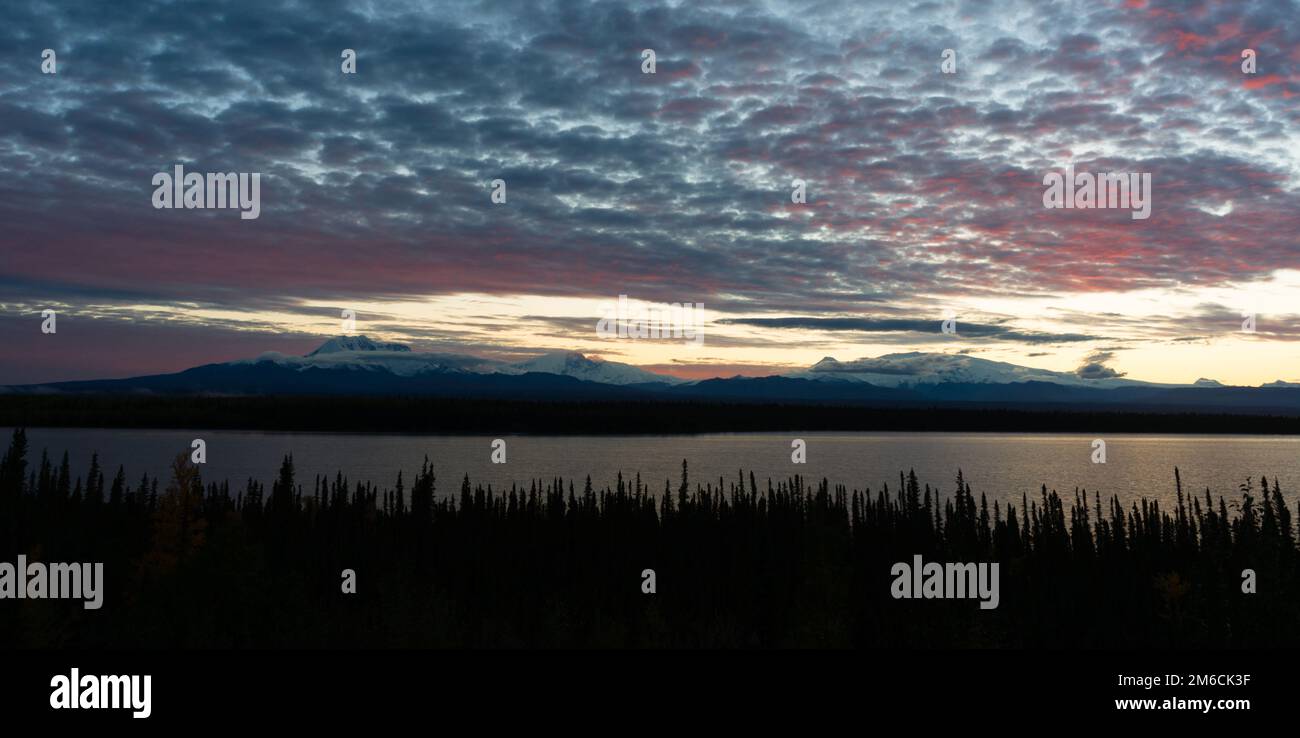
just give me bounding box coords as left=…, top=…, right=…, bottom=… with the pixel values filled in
left=0, top=428, right=1296, bottom=649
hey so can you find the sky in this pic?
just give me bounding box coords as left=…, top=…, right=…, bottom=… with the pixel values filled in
left=1, top=0, right=1298, bottom=386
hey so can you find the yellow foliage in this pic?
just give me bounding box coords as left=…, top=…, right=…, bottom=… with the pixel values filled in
left=141, top=452, right=207, bottom=577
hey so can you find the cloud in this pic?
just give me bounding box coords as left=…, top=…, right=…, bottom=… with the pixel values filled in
left=1075, top=350, right=1127, bottom=380
left=720, top=317, right=1101, bottom=344
left=1, top=0, right=1297, bottom=381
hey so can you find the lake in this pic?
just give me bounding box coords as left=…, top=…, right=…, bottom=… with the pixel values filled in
left=6, top=428, right=1296, bottom=510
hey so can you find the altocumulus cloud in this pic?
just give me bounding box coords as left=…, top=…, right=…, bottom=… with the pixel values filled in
left=0, top=0, right=1297, bottom=380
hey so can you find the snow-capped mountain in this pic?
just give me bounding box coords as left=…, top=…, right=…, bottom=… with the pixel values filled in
left=239, top=336, right=508, bottom=377
left=15, top=338, right=1298, bottom=414
left=786, top=352, right=1166, bottom=389
left=306, top=336, right=413, bottom=356
left=508, top=350, right=685, bottom=385
left=233, top=337, right=682, bottom=385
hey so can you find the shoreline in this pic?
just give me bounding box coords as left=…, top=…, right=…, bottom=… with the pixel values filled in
left=3, top=395, right=1299, bottom=435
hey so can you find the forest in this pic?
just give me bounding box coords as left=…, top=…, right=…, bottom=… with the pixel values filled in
left=1, top=427, right=1296, bottom=648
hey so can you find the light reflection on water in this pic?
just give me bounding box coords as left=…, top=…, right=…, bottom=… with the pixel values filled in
left=8, top=428, right=1297, bottom=509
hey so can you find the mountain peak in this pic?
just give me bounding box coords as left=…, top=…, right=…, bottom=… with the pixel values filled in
left=791, top=351, right=1149, bottom=389
left=306, top=335, right=412, bottom=356
left=514, top=351, right=600, bottom=373
left=510, top=350, right=682, bottom=385
left=539, top=349, right=595, bottom=361
left=1263, top=379, right=1300, bottom=388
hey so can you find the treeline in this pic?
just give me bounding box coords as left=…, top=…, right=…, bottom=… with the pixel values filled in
left=2, top=394, right=1299, bottom=434
left=1, top=428, right=1296, bottom=648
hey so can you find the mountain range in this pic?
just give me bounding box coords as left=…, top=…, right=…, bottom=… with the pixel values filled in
left=6, top=335, right=1300, bottom=413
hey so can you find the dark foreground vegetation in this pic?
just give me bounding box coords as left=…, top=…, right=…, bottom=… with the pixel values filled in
left=2, top=394, right=1299, bottom=434
left=1, top=427, right=1296, bottom=648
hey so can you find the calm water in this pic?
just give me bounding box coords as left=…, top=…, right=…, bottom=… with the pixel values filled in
left=6, top=428, right=1297, bottom=509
